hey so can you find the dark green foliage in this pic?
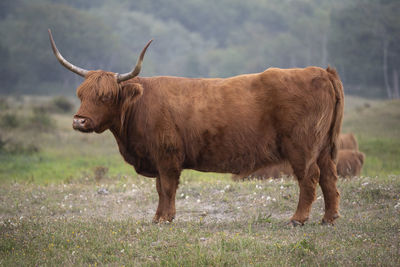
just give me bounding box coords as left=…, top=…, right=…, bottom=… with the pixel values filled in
left=0, top=134, right=39, bottom=155
left=0, top=113, right=20, bottom=129
left=329, top=0, right=400, bottom=98
left=28, top=107, right=55, bottom=131
left=51, top=96, right=73, bottom=113
left=0, top=97, right=9, bottom=110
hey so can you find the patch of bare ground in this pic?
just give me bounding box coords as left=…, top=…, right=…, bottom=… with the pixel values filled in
left=0, top=175, right=300, bottom=223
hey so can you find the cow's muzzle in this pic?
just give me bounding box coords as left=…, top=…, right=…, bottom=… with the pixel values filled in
left=72, top=116, right=93, bottom=132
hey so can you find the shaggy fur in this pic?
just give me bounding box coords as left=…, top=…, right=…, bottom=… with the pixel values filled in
left=336, top=149, right=365, bottom=177
left=339, top=133, right=359, bottom=150
left=71, top=66, right=344, bottom=225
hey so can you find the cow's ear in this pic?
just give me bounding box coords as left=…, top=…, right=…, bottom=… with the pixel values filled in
left=121, top=83, right=143, bottom=102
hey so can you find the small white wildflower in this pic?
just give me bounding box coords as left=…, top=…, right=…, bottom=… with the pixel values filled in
left=123, top=184, right=127, bottom=188
left=72, top=251, right=75, bottom=255
left=120, top=249, right=125, bottom=253
left=266, top=196, right=271, bottom=201
left=185, top=195, right=189, bottom=199
left=272, top=198, right=276, bottom=202
left=362, top=182, right=369, bottom=187
left=280, top=185, right=284, bottom=190
left=197, top=199, right=201, bottom=203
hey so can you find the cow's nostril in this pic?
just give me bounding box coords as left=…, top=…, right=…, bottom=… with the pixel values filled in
left=79, top=118, right=86, bottom=124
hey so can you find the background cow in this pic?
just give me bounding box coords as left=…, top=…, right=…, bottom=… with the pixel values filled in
left=49, top=30, right=344, bottom=225
left=232, top=162, right=293, bottom=180
left=336, top=149, right=365, bottom=177
left=234, top=133, right=365, bottom=180
left=338, top=133, right=359, bottom=150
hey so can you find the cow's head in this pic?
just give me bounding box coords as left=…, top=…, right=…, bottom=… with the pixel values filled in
left=48, top=29, right=151, bottom=133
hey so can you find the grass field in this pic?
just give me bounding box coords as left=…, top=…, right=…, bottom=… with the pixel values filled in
left=0, top=95, right=399, bottom=266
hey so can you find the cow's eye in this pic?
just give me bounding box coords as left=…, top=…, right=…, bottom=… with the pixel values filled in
left=100, top=95, right=112, bottom=103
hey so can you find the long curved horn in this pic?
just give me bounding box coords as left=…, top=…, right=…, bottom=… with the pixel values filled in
left=48, top=29, right=89, bottom=77
left=116, top=40, right=153, bottom=83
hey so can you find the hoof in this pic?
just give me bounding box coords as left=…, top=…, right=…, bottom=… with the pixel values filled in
left=154, top=215, right=174, bottom=224
left=289, top=220, right=304, bottom=227
left=321, top=213, right=340, bottom=225
left=152, top=215, right=161, bottom=224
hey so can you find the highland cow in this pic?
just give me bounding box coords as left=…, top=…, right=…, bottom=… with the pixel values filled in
left=232, top=162, right=293, bottom=180
left=339, top=133, right=358, bottom=150
left=336, top=149, right=365, bottom=177
left=49, top=29, right=344, bottom=225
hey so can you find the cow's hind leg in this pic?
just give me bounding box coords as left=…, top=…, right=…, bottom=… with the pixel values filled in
left=290, top=161, right=320, bottom=226
left=283, top=137, right=320, bottom=225
left=317, top=148, right=340, bottom=224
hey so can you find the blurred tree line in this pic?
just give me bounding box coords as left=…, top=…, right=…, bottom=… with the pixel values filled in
left=0, top=0, right=399, bottom=98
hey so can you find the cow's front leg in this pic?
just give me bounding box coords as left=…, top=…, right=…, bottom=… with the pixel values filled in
left=153, top=176, right=165, bottom=223
left=154, top=168, right=180, bottom=223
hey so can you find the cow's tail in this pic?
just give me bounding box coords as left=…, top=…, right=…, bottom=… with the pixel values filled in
left=326, top=66, right=344, bottom=162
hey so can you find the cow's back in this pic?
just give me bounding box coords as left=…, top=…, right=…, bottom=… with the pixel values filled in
left=339, top=133, right=359, bottom=150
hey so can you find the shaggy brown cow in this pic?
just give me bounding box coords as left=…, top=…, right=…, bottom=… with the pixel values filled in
left=336, top=149, right=365, bottom=177
left=339, top=133, right=358, bottom=150
left=232, top=162, right=293, bottom=180
left=49, top=30, right=344, bottom=225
